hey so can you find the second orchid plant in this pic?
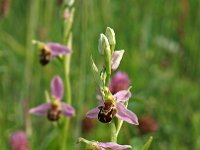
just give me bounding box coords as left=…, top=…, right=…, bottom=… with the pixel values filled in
left=78, top=27, right=139, bottom=149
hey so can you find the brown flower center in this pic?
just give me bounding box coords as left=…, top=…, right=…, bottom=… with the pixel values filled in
left=47, top=102, right=62, bottom=121
left=98, top=101, right=117, bottom=123
left=40, top=49, right=51, bottom=65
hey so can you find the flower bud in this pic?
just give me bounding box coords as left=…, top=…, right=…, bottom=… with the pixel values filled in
left=65, top=0, right=75, bottom=6
left=105, top=27, right=116, bottom=53
left=64, top=8, right=74, bottom=39
left=98, top=33, right=110, bottom=55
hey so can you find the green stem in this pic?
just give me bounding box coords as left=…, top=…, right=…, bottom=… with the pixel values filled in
left=111, top=117, right=124, bottom=143
left=111, top=102, right=128, bottom=142
left=105, top=72, right=111, bottom=87
left=111, top=122, right=117, bottom=142
left=60, top=3, right=74, bottom=148
left=115, top=119, right=124, bottom=141
left=23, top=0, right=39, bottom=137
left=61, top=34, right=72, bottom=150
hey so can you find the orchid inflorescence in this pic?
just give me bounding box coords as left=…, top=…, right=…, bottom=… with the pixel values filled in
left=78, top=27, right=138, bottom=149
left=87, top=27, right=138, bottom=126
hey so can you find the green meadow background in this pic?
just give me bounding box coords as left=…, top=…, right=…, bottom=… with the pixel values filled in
left=0, top=0, right=200, bottom=149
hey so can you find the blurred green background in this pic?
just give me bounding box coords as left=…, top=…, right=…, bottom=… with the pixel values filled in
left=0, top=0, right=200, bottom=149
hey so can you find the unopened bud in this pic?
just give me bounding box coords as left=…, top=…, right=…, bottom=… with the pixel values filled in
left=65, top=0, right=75, bottom=6
left=105, top=27, right=116, bottom=53
left=98, top=34, right=110, bottom=55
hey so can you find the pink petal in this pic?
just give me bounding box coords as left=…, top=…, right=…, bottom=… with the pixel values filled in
left=99, top=142, right=132, bottom=150
left=61, top=102, right=75, bottom=117
left=116, top=102, right=139, bottom=125
left=47, top=42, right=71, bottom=57
left=51, top=76, right=63, bottom=100
left=86, top=107, right=99, bottom=118
left=113, top=90, right=131, bottom=102
left=96, top=94, right=104, bottom=106
left=29, top=103, right=51, bottom=115
left=111, top=50, right=124, bottom=71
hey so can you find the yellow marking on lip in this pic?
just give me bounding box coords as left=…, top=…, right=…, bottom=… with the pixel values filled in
left=104, top=95, right=115, bottom=103
left=51, top=100, right=60, bottom=107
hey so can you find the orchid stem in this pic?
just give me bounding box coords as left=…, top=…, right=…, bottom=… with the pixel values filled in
left=111, top=103, right=127, bottom=142
left=111, top=122, right=117, bottom=142
left=105, top=72, right=111, bottom=87
left=61, top=3, right=74, bottom=148
left=61, top=33, right=72, bottom=150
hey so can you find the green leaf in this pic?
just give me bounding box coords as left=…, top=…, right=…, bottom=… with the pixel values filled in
left=142, top=136, right=153, bottom=150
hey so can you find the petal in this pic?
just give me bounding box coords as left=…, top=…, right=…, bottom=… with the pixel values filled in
left=29, top=103, right=51, bottom=115
left=61, top=102, right=75, bottom=117
left=51, top=76, right=63, bottom=100
left=47, top=42, right=71, bottom=57
left=111, top=50, right=124, bottom=71
left=116, top=102, right=139, bottom=125
left=96, top=94, right=104, bottom=106
left=99, top=142, right=132, bottom=150
left=113, top=90, right=131, bottom=102
left=86, top=107, right=99, bottom=118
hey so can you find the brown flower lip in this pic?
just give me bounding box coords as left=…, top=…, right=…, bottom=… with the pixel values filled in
left=40, top=49, right=51, bottom=65
left=98, top=101, right=117, bottom=123
left=47, top=104, right=62, bottom=121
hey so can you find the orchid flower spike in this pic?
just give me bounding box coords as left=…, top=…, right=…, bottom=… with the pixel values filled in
left=32, top=40, right=71, bottom=66
left=29, top=76, right=75, bottom=121
left=78, top=137, right=132, bottom=150
left=86, top=88, right=138, bottom=125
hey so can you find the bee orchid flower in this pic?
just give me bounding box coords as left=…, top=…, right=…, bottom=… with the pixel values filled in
left=29, top=76, right=75, bottom=121
left=33, top=40, right=71, bottom=65
left=78, top=137, right=132, bottom=150
left=86, top=89, right=138, bottom=125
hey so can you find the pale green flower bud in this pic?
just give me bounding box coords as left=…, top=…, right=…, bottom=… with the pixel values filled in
left=98, top=33, right=110, bottom=55
left=64, top=8, right=74, bottom=40
left=65, top=0, right=75, bottom=6
left=105, top=27, right=116, bottom=53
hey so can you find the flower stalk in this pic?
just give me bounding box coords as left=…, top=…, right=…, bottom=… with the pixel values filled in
left=85, top=27, right=138, bottom=146
left=61, top=3, right=75, bottom=150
